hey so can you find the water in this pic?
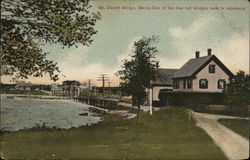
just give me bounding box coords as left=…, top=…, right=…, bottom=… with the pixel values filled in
left=0, top=94, right=102, bottom=131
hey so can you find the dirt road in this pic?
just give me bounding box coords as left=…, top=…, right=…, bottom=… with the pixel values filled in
left=192, top=112, right=249, bottom=160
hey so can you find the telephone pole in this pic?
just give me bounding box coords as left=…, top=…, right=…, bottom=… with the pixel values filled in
left=107, top=81, right=111, bottom=94
left=107, top=82, right=111, bottom=87
left=97, top=74, right=109, bottom=94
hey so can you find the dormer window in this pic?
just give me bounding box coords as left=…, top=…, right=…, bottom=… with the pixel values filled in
left=209, top=65, right=215, bottom=73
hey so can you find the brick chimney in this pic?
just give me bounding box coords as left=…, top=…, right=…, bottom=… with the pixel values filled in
left=207, top=48, right=212, bottom=56
left=195, top=51, right=200, bottom=58
left=156, top=61, right=159, bottom=68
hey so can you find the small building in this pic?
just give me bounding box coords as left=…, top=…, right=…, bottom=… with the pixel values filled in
left=15, top=81, right=32, bottom=91
left=51, top=84, right=63, bottom=95
left=77, top=83, right=89, bottom=95
left=150, top=68, right=178, bottom=106
left=172, top=49, right=234, bottom=92
left=62, top=80, right=80, bottom=97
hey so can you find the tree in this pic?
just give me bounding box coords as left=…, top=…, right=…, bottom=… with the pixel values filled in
left=1, top=0, right=101, bottom=81
left=117, top=36, right=159, bottom=120
left=224, top=70, right=250, bottom=105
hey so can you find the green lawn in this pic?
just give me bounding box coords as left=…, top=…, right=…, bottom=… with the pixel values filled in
left=193, top=105, right=249, bottom=118
left=0, top=107, right=227, bottom=159
left=218, top=119, right=249, bottom=139
left=96, top=105, right=143, bottom=114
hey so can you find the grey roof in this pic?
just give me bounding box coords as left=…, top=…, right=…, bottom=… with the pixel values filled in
left=152, top=68, right=178, bottom=85
left=173, top=55, right=212, bottom=78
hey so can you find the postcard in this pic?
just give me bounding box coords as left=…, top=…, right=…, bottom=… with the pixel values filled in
left=1, top=0, right=249, bottom=159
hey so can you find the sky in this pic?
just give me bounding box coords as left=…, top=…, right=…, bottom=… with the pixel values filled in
left=2, top=0, right=249, bottom=86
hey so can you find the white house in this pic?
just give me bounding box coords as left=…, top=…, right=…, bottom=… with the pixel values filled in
left=172, top=49, right=234, bottom=92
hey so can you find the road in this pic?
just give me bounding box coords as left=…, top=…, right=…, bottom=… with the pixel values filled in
left=192, top=112, right=249, bottom=160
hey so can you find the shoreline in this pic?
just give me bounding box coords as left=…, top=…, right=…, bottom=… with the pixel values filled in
left=1, top=94, right=70, bottom=100
left=1, top=94, right=137, bottom=132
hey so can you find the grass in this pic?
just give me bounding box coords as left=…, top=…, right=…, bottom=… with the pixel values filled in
left=193, top=105, right=249, bottom=117
left=88, top=107, right=108, bottom=116
left=0, top=89, right=50, bottom=95
left=218, top=119, right=249, bottom=139
left=0, top=107, right=227, bottom=159
left=97, top=105, right=143, bottom=114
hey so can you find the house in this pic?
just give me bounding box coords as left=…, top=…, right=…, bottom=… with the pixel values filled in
left=51, top=84, right=63, bottom=95
left=150, top=68, right=178, bottom=106
left=62, top=80, right=80, bottom=97
left=77, top=83, right=90, bottom=95
left=172, top=49, right=234, bottom=92
left=149, top=48, right=234, bottom=107
left=15, top=81, right=32, bottom=91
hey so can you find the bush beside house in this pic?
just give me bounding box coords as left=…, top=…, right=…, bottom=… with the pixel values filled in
left=224, top=71, right=250, bottom=105
left=159, top=91, right=224, bottom=106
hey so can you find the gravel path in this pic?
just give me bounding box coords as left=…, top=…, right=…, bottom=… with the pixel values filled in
left=192, top=112, right=249, bottom=160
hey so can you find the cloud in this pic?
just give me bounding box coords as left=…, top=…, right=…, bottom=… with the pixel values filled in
left=168, top=15, right=218, bottom=58
left=216, top=32, right=249, bottom=74
left=37, top=38, right=145, bottom=86
left=161, top=15, right=249, bottom=74
left=117, top=37, right=142, bottom=66
left=59, top=46, right=88, bottom=69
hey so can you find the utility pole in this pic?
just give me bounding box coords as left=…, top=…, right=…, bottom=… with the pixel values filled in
left=107, top=81, right=111, bottom=96
left=107, top=82, right=111, bottom=87
left=149, top=58, right=158, bottom=115
left=97, top=74, right=109, bottom=95
left=149, top=86, right=153, bottom=115
left=97, top=74, right=109, bottom=107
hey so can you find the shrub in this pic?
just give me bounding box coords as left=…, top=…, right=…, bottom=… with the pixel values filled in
left=224, top=71, right=250, bottom=105
left=159, top=91, right=224, bottom=106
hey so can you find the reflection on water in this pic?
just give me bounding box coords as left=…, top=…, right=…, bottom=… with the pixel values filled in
left=0, top=94, right=101, bottom=131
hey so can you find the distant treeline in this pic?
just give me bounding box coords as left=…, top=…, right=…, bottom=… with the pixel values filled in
left=0, top=83, right=51, bottom=91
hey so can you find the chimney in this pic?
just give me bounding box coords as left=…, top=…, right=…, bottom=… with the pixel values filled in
left=156, top=61, right=159, bottom=68
left=207, top=48, right=212, bottom=56
left=195, top=51, right=200, bottom=58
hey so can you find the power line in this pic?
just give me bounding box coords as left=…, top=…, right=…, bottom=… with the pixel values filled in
left=97, top=74, right=109, bottom=88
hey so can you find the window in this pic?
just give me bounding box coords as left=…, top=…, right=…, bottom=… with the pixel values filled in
left=218, top=79, right=226, bottom=89
left=209, top=65, right=215, bottom=73
left=174, top=80, right=180, bottom=89
left=199, top=79, right=208, bottom=89
left=183, top=80, right=186, bottom=89
left=187, top=79, right=192, bottom=89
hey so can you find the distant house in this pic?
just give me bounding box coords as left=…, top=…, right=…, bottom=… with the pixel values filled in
left=172, top=49, right=234, bottom=92
left=150, top=68, right=178, bottom=106
left=15, top=81, right=32, bottom=91
left=62, top=80, right=80, bottom=97
left=51, top=84, right=63, bottom=95
left=77, top=83, right=90, bottom=95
